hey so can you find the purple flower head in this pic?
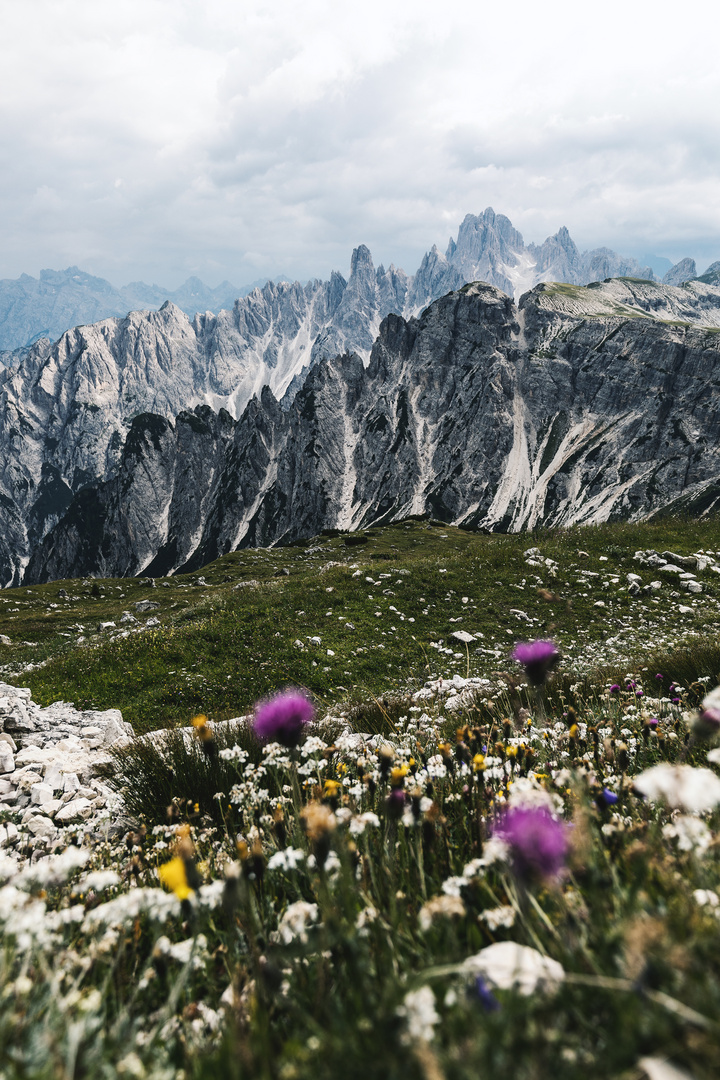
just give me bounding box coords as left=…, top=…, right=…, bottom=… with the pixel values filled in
left=511, top=640, right=560, bottom=686
left=473, top=977, right=500, bottom=1012
left=648, top=717, right=659, bottom=729
left=601, top=788, right=618, bottom=806
left=609, top=684, right=621, bottom=695
left=635, top=690, right=644, bottom=699
left=386, top=788, right=407, bottom=819
left=693, top=708, right=720, bottom=740
left=252, top=690, right=315, bottom=747
left=494, top=806, right=568, bottom=882
left=655, top=673, right=664, bottom=681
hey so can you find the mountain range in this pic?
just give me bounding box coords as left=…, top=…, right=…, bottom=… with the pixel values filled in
left=0, top=268, right=277, bottom=354
left=0, top=207, right=712, bottom=357
left=0, top=276, right=719, bottom=583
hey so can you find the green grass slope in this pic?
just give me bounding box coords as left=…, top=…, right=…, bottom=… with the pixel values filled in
left=2, top=516, right=720, bottom=733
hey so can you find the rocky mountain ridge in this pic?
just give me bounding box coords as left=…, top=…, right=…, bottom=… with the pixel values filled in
left=20, top=277, right=720, bottom=584
left=0, top=208, right=705, bottom=357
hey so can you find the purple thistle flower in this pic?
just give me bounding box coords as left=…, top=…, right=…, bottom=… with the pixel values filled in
left=252, top=690, right=315, bottom=747
left=635, top=690, right=644, bottom=699
left=494, top=806, right=568, bottom=882
left=511, top=640, right=560, bottom=686
left=693, top=708, right=720, bottom=739
left=609, top=684, right=621, bottom=695
left=648, top=717, right=658, bottom=729
left=386, top=788, right=407, bottom=819
left=655, top=673, right=664, bottom=681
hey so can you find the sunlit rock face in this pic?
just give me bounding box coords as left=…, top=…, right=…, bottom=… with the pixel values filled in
left=21, top=277, right=720, bottom=584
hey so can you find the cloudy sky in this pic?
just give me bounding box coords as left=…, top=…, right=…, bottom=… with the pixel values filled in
left=1, top=0, right=718, bottom=288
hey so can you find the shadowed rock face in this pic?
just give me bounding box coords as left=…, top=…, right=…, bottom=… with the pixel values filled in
left=23, top=280, right=720, bottom=584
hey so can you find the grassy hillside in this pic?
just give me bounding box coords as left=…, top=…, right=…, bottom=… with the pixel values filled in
left=2, top=516, right=720, bottom=733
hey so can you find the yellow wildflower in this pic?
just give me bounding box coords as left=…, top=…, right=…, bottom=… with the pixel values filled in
left=158, top=857, right=194, bottom=901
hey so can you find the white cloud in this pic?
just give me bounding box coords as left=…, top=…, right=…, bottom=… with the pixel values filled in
left=0, top=0, right=719, bottom=287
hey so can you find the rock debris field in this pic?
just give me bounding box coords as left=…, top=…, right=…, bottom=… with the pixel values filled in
left=0, top=683, right=134, bottom=855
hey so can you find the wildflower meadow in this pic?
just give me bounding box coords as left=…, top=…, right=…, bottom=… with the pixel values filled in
left=1, top=521, right=720, bottom=1078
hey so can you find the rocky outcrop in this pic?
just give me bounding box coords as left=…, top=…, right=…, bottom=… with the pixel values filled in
left=663, top=258, right=698, bottom=286
left=697, top=261, right=720, bottom=286
left=0, top=681, right=134, bottom=854
left=24, top=278, right=720, bottom=582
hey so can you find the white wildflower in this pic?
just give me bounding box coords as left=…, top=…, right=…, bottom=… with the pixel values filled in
left=76, top=869, right=121, bottom=894
left=15, top=846, right=90, bottom=890
left=82, top=887, right=180, bottom=933
left=480, top=905, right=516, bottom=931
left=396, top=986, right=439, bottom=1043
left=301, top=736, right=329, bottom=757
left=441, top=876, right=467, bottom=898
left=262, top=743, right=292, bottom=766
left=693, top=888, right=719, bottom=908
left=662, top=816, right=712, bottom=853
left=418, top=893, right=466, bottom=931
left=463, top=941, right=565, bottom=995
left=197, top=880, right=226, bottom=910
left=474, top=836, right=510, bottom=871
left=0, top=854, right=20, bottom=884
left=633, top=764, right=720, bottom=813
left=508, top=776, right=562, bottom=816
left=218, top=745, right=249, bottom=763
left=267, top=848, right=306, bottom=872
left=349, top=812, right=380, bottom=836
left=356, top=906, right=379, bottom=933
left=426, top=754, right=448, bottom=779
left=306, top=850, right=341, bottom=874
left=462, top=858, right=487, bottom=879
left=154, top=933, right=208, bottom=969
left=277, top=901, right=318, bottom=944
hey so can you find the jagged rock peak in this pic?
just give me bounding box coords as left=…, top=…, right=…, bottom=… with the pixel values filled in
left=663, top=257, right=698, bottom=286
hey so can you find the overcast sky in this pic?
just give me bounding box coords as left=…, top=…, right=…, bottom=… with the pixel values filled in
left=1, top=0, right=719, bottom=288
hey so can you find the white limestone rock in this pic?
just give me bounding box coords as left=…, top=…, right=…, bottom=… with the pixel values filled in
left=55, top=798, right=94, bottom=824
left=30, top=783, right=55, bottom=805
left=25, top=815, right=56, bottom=839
